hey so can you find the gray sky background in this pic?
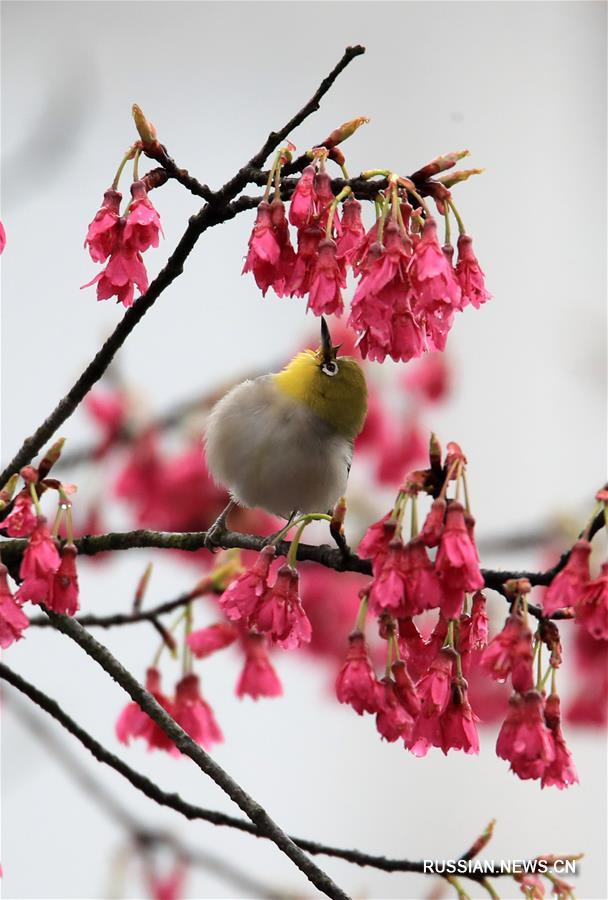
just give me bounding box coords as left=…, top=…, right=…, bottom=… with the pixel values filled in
left=1, top=3, right=606, bottom=899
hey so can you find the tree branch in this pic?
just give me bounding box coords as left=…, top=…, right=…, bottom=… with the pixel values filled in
left=31, top=612, right=349, bottom=900
left=0, top=46, right=365, bottom=489
left=4, top=511, right=603, bottom=623
left=0, top=660, right=550, bottom=888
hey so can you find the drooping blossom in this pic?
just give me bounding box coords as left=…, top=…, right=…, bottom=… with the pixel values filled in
left=397, top=617, right=436, bottom=682
left=252, top=564, right=312, bottom=649
left=268, top=198, right=296, bottom=295
left=242, top=201, right=282, bottom=296
left=307, top=238, right=346, bottom=316
left=83, top=235, right=149, bottom=309
left=439, top=684, right=480, bottom=755
left=45, top=543, right=80, bottom=615
left=416, top=648, right=456, bottom=718
left=408, top=217, right=462, bottom=313
left=481, top=613, right=534, bottom=692
left=0, top=491, right=37, bottom=537
left=236, top=632, right=282, bottom=699
left=357, top=512, right=396, bottom=574
left=403, top=352, right=451, bottom=404
left=219, top=545, right=275, bottom=621
left=116, top=667, right=177, bottom=755
left=541, top=693, right=579, bottom=790
left=123, top=180, right=163, bottom=252
left=468, top=591, right=489, bottom=649
left=288, top=165, right=316, bottom=228
left=496, top=691, right=555, bottom=781
left=299, top=564, right=366, bottom=660
left=0, top=220, right=6, bottom=254
left=435, top=501, right=483, bottom=616
left=574, top=562, right=608, bottom=640
left=420, top=497, right=447, bottom=548
left=368, top=539, right=409, bottom=617
left=336, top=197, right=365, bottom=263
left=16, top=517, right=61, bottom=604
left=187, top=622, right=238, bottom=658
left=0, top=564, right=29, bottom=648
left=543, top=539, right=591, bottom=615
left=145, top=862, right=187, bottom=900
left=391, top=660, right=420, bottom=719
left=84, top=188, right=122, bottom=262
left=375, top=676, right=416, bottom=742
left=455, top=233, right=491, bottom=308
left=566, top=627, right=608, bottom=726
left=173, top=673, right=223, bottom=750
left=335, top=631, right=378, bottom=715
left=287, top=222, right=324, bottom=298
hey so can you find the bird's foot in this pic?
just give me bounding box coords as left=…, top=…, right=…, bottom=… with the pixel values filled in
left=204, top=500, right=237, bottom=551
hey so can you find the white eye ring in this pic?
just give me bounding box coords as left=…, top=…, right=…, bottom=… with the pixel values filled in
left=321, top=361, right=339, bottom=377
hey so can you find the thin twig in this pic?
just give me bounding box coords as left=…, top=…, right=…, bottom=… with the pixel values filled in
left=3, top=683, right=284, bottom=900
left=30, top=614, right=349, bottom=900
left=0, top=46, right=365, bottom=489
left=0, top=661, right=542, bottom=887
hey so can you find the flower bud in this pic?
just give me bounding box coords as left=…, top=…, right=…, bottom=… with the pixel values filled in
left=132, top=103, right=158, bottom=145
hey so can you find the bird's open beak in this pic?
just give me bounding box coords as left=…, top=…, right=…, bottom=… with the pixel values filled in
left=320, top=316, right=336, bottom=364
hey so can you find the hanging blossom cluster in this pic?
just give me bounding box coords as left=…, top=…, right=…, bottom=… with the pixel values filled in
left=0, top=439, right=81, bottom=648
left=82, top=107, right=163, bottom=308
left=331, top=457, right=607, bottom=785
left=243, top=119, right=490, bottom=362
left=115, top=552, right=283, bottom=756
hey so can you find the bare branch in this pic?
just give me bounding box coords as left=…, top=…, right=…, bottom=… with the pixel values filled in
left=30, top=613, right=349, bottom=900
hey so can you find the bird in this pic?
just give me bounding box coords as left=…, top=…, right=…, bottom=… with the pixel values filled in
left=204, top=317, right=368, bottom=538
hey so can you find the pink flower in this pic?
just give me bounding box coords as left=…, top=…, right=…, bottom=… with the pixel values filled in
left=420, top=497, right=447, bottom=548
left=416, top=648, right=455, bottom=717
left=435, top=501, right=484, bottom=598
left=336, top=197, right=365, bottom=263
left=575, top=562, right=608, bottom=640
left=368, top=539, right=409, bottom=616
left=289, top=165, right=316, bottom=228
left=358, top=512, right=395, bottom=574
left=403, top=352, right=451, bottom=405
left=268, top=198, right=296, bottom=295
left=543, top=539, right=591, bottom=614
left=219, top=545, right=275, bottom=621
left=0, top=564, right=29, bottom=648
left=187, top=622, right=238, bottom=658
left=287, top=222, right=324, bottom=297
left=252, top=564, right=312, bottom=649
left=174, top=673, right=223, bottom=750
left=440, top=685, right=480, bottom=755
left=496, top=691, right=555, bottom=781
left=242, top=201, right=281, bottom=294
left=83, top=236, right=149, bottom=308
left=375, top=419, right=428, bottom=485
left=0, top=220, right=6, bottom=254
left=0, top=491, right=37, bottom=537
left=400, top=538, right=443, bottom=614
left=46, top=543, right=80, bottom=615
left=542, top=693, right=579, bottom=790
left=307, top=239, right=345, bottom=316
left=236, top=633, right=282, bottom=699
left=123, top=180, right=162, bottom=252
left=455, top=234, right=491, bottom=308
left=116, top=667, right=178, bottom=755
left=481, top=613, right=534, bottom=692
left=146, top=862, right=187, bottom=900
left=375, top=677, right=415, bottom=742
left=84, top=188, right=122, bottom=262
left=408, top=218, right=462, bottom=312
left=16, top=517, right=61, bottom=604
left=335, top=632, right=378, bottom=715
left=398, top=617, right=436, bottom=682
left=391, top=660, right=420, bottom=719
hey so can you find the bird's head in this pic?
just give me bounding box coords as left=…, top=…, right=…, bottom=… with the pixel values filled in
left=274, top=318, right=368, bottom=440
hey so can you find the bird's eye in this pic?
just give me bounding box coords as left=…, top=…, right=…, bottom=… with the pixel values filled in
left=321, top=361, right=339, bottom=377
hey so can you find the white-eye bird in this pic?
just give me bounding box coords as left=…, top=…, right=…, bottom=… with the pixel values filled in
left=204, top=318, right=368, bottom=533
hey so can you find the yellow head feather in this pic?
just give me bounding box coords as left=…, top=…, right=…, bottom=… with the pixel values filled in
left=274, top=347, right=368, bottom=440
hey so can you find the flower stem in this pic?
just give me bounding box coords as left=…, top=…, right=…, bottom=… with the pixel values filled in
left=355, top=592, right=369, bottom=633
left=112, top=145, right=137, bottom=191
left=182, top=602, right=193, bottom=676
left=325, top=186, right=352, bottom=239
left=448, top=199, right=466, bottom=235
left=286, top=521, right=308, bottom=568
left=462, top=469, right=471, bottom=514
left=29, top=482, right=42, bottom=517
left=443, top=207, right=452, bottom=246
left=133, top=147, right=142, bottom=183
left=410, top=497, right=419, bottom=538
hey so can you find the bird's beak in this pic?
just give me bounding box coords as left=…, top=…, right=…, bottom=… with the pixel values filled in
left=320, top=316, right=334, bottom=364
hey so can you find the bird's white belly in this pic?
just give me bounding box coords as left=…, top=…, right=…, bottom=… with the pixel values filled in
left=204, top=377, right=351, bottom=518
